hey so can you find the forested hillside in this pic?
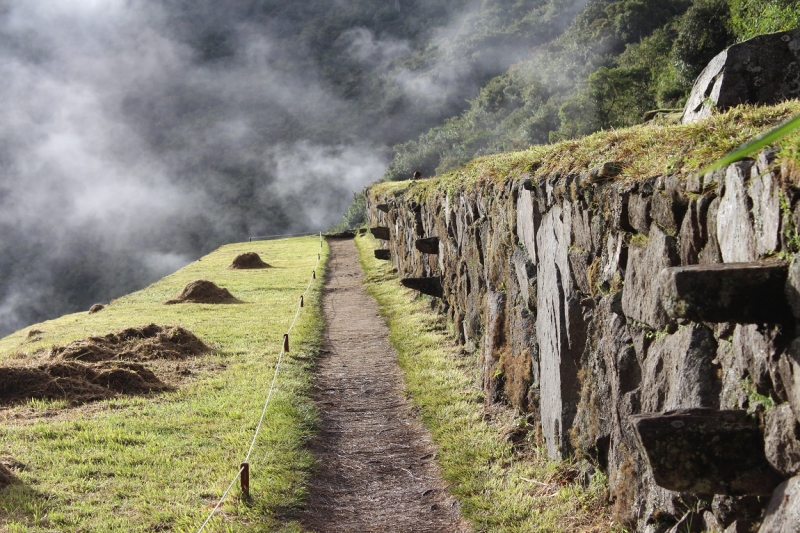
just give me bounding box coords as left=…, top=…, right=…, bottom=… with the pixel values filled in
left=383, top=0, right=800, bottom=181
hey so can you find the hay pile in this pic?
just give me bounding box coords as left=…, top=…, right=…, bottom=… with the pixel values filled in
left=228, top=252, right=271, bottom=269
left=0, top=324, right=210, bottom=407
left=165, top=280, right=241, bottom=304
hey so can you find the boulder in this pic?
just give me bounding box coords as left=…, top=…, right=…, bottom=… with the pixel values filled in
left=682, top=28, right=800, bottom=123
left=631, top=408, right=783, bottom=495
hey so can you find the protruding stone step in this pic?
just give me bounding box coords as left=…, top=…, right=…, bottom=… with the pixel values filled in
left=400, top=277, right=443, bottom=298
left=370, top=226, right=390, bottom=241
left=374, top=249, right=391, bottom=260
left=657, top=261, right=790, bottom=323
left=415, top=237, right=439, bottom=255
left=631, top=409, right=783, bottom=496
left=376, top=203, right=390, bottom=213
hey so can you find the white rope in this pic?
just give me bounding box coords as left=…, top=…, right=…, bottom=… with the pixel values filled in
left=197, top=465, right=245, bottom=533
left=195, top=241, right=323, bottom=533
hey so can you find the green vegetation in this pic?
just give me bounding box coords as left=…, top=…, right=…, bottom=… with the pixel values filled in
left=383, top=0, right=800, bottom=181
left=0, top=237, right=326, bottom=532
left=373, top=101, right=800, bottom=204
left=354, top=234, right=621, bottom=532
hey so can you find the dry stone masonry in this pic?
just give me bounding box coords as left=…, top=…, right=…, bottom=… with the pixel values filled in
left=367, top=147, right=800, bottom=532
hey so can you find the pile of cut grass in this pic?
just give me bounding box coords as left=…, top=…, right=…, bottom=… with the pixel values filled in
left=0, top=236, right=326, bottom=533
left=355, top=234, right=624, bottom=533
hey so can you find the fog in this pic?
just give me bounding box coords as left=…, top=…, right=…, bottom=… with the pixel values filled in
left=0, top=0, right=542, bottom=336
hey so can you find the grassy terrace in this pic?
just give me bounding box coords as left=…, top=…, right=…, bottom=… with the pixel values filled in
left=0, top=236, right=327, bottom=533
left=370, top=101, right=800, bottom=201
left=355, top=234, right=620, bottom=533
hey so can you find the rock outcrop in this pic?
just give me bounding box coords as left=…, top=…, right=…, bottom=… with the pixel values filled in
left=682, top=28, right=800, bottom=123
left=367, top=144, right=800, bottom=531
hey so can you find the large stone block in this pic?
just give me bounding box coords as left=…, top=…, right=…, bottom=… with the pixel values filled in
left=765, top=403, right=800, bottom=477
left=717, top=162, right=757, bottom=263
left=682, top=28, right=800, bottom=123
left=758, top=476, right=800, bottom=533
left=622, top=224, right=679, bottom=329
left=657, top=261, right=790, bottom=323
left=640, top=325, right=719, bottom=413
left=536, top=204, right=586, bottom=459
left=631, top=409, right=783, bottom=496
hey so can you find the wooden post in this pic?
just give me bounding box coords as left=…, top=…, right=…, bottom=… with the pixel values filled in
left=300, top=295, right=304, bottom=308
left=240, top=462, right=250, bottom=498
left=283, top=334, right=290, bottom=352
left=312, top=270, right=316, bottom=279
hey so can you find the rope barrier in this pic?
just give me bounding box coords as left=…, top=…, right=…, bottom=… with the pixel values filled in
left=196, top=232, right=324, bottom=533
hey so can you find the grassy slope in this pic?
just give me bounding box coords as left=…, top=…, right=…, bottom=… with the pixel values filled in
left=373, top=101, right=800, bottom=201
left=0, top=236, right=326, bottom=533
left=355, top=234, right=623, bottom=533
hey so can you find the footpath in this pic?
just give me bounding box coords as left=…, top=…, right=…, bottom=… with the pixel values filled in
left=300, top=238, right=467, bottom=533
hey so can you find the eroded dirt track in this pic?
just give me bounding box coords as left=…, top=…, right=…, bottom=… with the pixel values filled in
left=301, top=238, right=466, bottom=533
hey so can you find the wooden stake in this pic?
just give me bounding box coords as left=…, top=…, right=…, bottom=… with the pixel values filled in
left=312, top=270, right=316, bottom=279
left=283, top=334, right=290, bottom=352
left=300, top=295, right=304, bottom=308
left=240, top=462, right=250, bottom=498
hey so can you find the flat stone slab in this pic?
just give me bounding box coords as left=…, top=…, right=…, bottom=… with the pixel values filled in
left=374, top=249, right=391, bottom=260
left=415, top=237, right=439, bottom=255
left=657, top=261, right=790, bottom=323
left=400, top=277, right=443, bottom=298
left=631, top=409, right=783, bottom=496
left=370, top=227, right=390, bottom=241
left=376, top=203, right=390, bottom=213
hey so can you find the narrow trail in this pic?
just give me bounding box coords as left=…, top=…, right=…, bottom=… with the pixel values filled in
left=300, top=238, right=467, bottom=533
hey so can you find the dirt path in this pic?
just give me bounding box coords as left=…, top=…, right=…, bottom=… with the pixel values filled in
left=301, top=238, right=466, bottom=533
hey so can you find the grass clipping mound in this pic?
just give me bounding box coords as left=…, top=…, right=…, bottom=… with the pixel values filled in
left=228, top=252, right=271, bottom=269
left=0, top=325, right=209, bottom=407
left=165, top=280, right=241, bottom=304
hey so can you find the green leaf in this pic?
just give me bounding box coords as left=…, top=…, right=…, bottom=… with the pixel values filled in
left=699, top=113, right=800, bottom=175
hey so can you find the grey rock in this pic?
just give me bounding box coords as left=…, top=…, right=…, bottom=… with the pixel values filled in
left=517, top=188, right=539, bottom=265
left=482, top=290, right=507, bottom=402
left=682, top=28, right=800, bottom=123
left=640, top=324, right=719, bottom=412
left=400, top=277, right=443, bottom=298
left=725, top=520, right=756, bottom=533
left=631, top=408, right=783, bottom=495
left=713, top=494, right=766, bottom=528
left=629, top=194, right=652, bottom=235
left=779, top=339, right=800, bottom=425
left=370, top=226, right=390, bottom=240
left=415, top=237, right=439, bottom=254
left=765, top=403, right=800, bottom=477
left=536, top=204, right=586, bottom=459
left=622, top=224, right=679, bottom=329
left=679, top=199, right=704, bottom=265
left=376, top=203, right=390, bottom=213
left=748, top=170, right=781, bottom=256
left=786, top=256, right=800, bottom=320
left=511, top=246, right=536, bottom=309
left=717, top=162, right=757, bottom=263
left=759, top=476, right=800, bottom=533
left=699, top=196, right=723, bottom=265
left=373, top=249, right=391, bottom=260
left=666, top=511, right=704, bottom=533
left=657, top=261, right=790, bottom=323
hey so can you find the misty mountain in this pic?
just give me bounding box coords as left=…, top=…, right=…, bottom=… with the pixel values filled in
left=0, top=0, right=573, bottom=336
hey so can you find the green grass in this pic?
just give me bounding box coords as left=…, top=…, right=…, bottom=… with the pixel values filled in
left=354, top=234, right=624, bottom=533
left=0, top=236, right=327, bottom=533
left=371, top=100, right=800, bottom=202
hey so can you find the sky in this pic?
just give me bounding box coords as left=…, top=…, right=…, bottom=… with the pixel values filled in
left=0, top=0, right=515, bottom=335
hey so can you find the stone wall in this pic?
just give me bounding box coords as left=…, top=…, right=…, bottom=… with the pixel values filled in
left=366, top=149, right=800, bottom=532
